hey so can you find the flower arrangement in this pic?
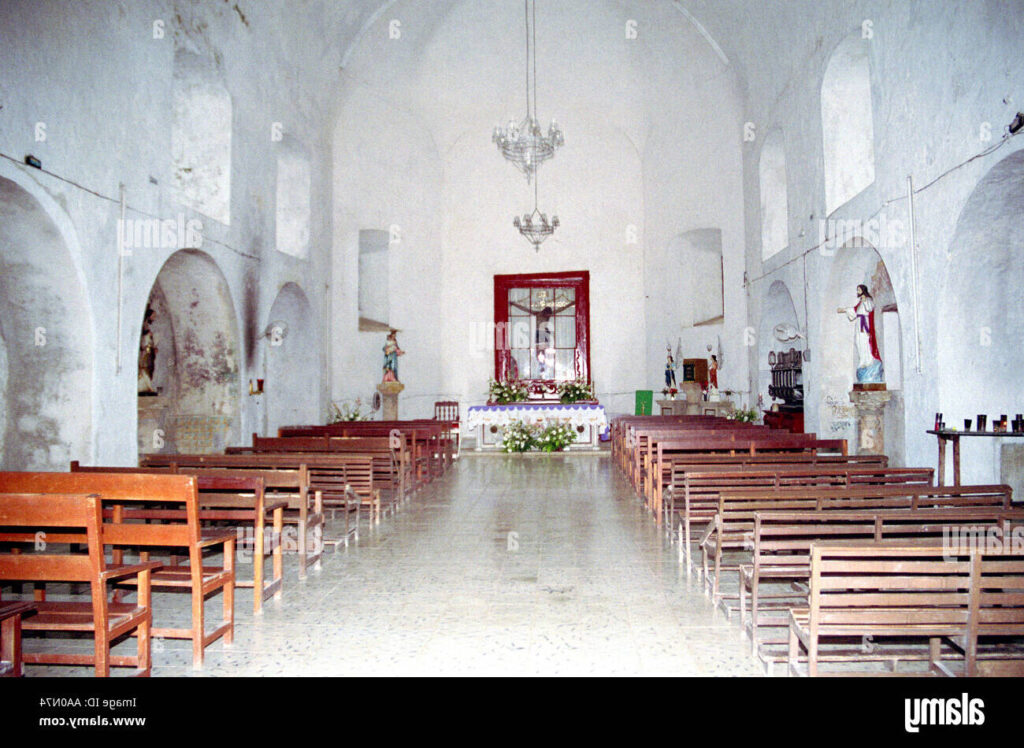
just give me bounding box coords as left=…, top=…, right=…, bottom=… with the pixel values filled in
left=500, top=420, right=537, bottom=452
left=329, top=398, right=373, bottom=423
left=536, top=421, right=577, bottom=452
left=489, top=378, right=529, bottom=405
left=558, top=379, right=595, bottom=404
left=730, top=407, right=760, bottom=423
left=661, top=387, right=679, bottom=398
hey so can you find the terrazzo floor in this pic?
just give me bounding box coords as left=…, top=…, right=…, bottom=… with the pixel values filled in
left=20, top=454, right=766, bottom=677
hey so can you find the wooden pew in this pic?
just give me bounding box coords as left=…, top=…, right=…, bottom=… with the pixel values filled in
left=741, top=507, right=1024, bottom=662
left=141, top=454, right=332, bottom=572
left=235, top=433, right=411, bottom=502
left=669, top=465, right=932, bottom=571
left=789, top=539, right=1024, bottom=676
left=643, top=435, right=850, bottom=519
left=699, top=483, right=1013, bottom=604
left=0, top=492, right=159, bottom=676
left=70, top=464, right=284, bottom=614
left=281, top=420, right=450, bottom=481
left=0, top=601, right=35, bottom=677
left=0, top=471, right=236, bottom=669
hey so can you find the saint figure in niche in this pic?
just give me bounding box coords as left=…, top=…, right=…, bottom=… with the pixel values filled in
left=382, top=329, right=405, bottom=383
left=837, top=284, right=884, bottom=384
left=138, top=306, right=158, bottom=395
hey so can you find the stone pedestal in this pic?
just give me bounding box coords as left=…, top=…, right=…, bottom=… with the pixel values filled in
left=377, top=381, right=405, bottom=421
left=849, top=387, right=892, bottom=455
left=137, top=397, right=169, bottom=454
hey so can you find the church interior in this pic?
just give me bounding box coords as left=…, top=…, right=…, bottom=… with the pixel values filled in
left=1, top=0, right=1024, bottom=683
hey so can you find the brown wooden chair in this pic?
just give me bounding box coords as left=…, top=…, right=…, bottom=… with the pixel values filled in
left=434, top=401, right=460, bottom=458
left=0, top=492, right=159, bottom=677
left=0, top=471, right=236, bottom=669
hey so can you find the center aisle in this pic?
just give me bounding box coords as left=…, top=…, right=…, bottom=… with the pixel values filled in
left=202, top=455, right=764, bottom=676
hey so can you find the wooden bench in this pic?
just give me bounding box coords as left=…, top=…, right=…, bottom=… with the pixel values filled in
left=741, top=507, right=1024, bottom=663
left=0, top=491, right=159, bottom=676
left=140, top=454, right=332, bottom=572
left=789, top=539, right=1024, bottom=676
left=669, top=465, right=933, bottom=572
left=646, top=435, right=849, bottom=518
left=237, top=433, right=411, bottom=502
left=0, top=600, right=35, bottom=676
left=281, top=421, right=450, bottom=481
left=70, top=464, right=284, bottom=614
left=699, top=483, right=1013, bottom=604
left=0, top=471, right=236, bottom=669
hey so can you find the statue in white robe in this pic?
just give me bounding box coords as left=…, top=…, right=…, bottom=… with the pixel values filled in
left=837, top=284, right=884, bottom=384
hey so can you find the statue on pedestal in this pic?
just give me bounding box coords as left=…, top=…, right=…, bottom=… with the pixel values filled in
left=382, top=329, right=405, bottom=384
left=838, top=284, right=884, bottom=384
left=664, top=346, right=677, bottom=389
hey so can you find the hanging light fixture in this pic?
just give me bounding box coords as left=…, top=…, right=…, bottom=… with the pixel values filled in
left=493, top=0, right=563, bottom=182
left=514, top=168, right=559, bottom=249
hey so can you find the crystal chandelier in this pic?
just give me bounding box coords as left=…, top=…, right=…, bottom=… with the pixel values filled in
left=493, top=0, right=563, bottom=182
left=514, top=171, right=559, bottom=249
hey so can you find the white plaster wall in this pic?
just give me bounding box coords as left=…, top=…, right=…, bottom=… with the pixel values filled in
left=0, top=0, right=346, bottom=463
left=732, top=0, right=1024, bottom=479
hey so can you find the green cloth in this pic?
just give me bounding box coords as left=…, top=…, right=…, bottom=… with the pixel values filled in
left=635, top=390, right=654, bottom=416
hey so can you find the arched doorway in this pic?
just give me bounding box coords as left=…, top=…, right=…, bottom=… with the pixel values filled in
left=758, top=280, right=800, bottom=409
left=264, top=282, right=319, bottom=434
left=0, top=176, right=93, bottom=469
left=938, top=149, right=1024, bottom=485
left=137, top=249, right=241, bottom=456
left=820, top=240, right=903, bottom=460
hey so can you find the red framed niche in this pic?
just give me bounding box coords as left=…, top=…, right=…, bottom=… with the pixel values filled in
left=493, top=270, right=591, bottom=400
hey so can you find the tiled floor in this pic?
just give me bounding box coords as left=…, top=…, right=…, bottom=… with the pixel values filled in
left=22, top=454, right=765, bottom=677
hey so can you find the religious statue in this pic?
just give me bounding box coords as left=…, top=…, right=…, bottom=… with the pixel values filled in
left=665, top=347, right=677, bottom=389
left=138, top=306, right=158, bottom=395
left=837, top=284, right=884, bottom=384
left=381, top=329, right=405, bottom=383
left=509, top=292, right=575, bottom=379
left=709, top=354, right=719, bottom=390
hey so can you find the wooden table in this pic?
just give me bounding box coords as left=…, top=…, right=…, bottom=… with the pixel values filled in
left=928, top=429, right=1024, bottom=485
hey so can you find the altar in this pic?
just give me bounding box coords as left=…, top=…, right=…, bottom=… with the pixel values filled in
left=467, top=403, right=610, bottom=450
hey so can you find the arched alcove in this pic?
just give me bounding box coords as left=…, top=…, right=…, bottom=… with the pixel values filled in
left=820, top=240, right=903, bottom=460
left=171, top=50, right=232, bottom=225
left=821, top=33, right=876, bottom=215
left=758, top=280, right=800, bottom=408
left=264, top=282, right=319, bottom=433
left=0, top=176, right=93, bottom=469
left=759, top=130, right=789, bottom=260
left=137, top=249, right=241, bottom=456
left=938, top=149, right=1024, bottom=485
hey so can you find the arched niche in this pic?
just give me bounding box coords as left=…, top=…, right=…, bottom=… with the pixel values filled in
left=758, top=280, right=800, bottom=408
left=820, top=240, right=903, bottom=460
left=264, top=282, right=319, bottom=434
left=137, top=249, right=241, bottom=456
left=0, top=176, right=93, bottom=469
left=938, top=149, right=1024, bottom=484
left=821, top=32, right=876, bottom=215
left=759, top=130, right=789, bottom=260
